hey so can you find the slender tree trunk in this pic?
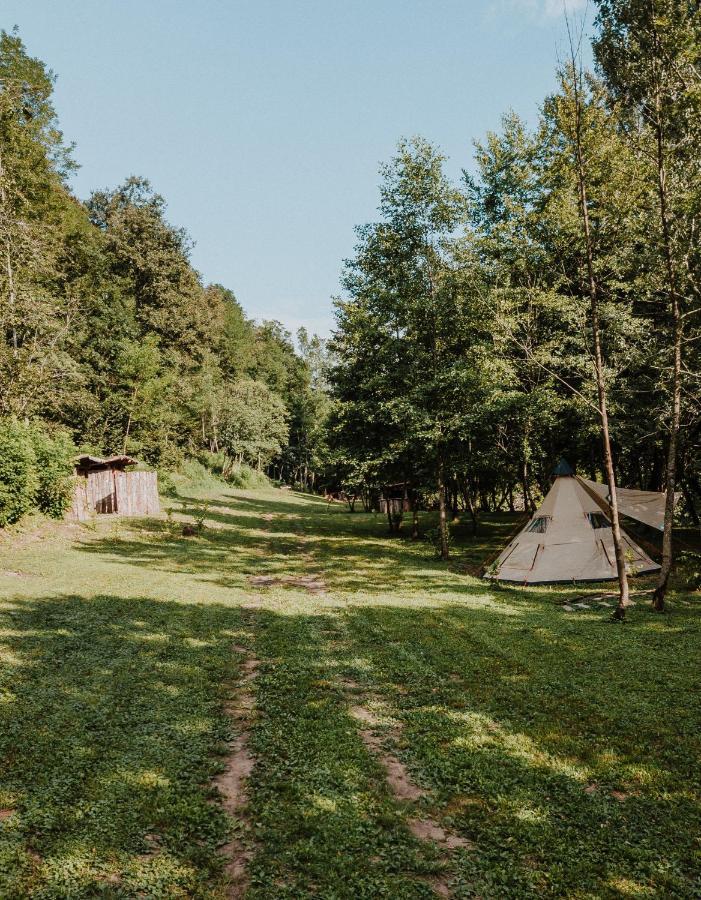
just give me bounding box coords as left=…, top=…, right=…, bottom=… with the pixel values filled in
left=681, top=482, right=699, bottom=529
left=450, top=483, right=459, bottom=522
left=0, top=149, right=18, bottom=355
left=651, top=78, right=683, bottom=611
left=123, top=385, right=139, bottom=455
left=569, top=58, right=630, bottom=618
left=385, top=492, right=394, bottom=534
left=521, top=458, right=533, bottom=514
left=437, top=456, right=449, bottom=560
left=408, top=483, right=419, bottom=539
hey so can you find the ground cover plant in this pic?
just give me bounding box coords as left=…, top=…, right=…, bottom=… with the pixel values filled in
left=0, top=483, right=698, bottom=898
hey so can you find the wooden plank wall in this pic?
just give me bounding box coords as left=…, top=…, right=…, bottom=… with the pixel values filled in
left=114, top=471, right=160, bottom=517
left=378, top=498, right=410, bottom=514
left=69, top=470, right=160, bottom=519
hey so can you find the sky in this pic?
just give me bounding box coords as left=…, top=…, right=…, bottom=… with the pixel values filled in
left=4, top=0, right=593, bottom=337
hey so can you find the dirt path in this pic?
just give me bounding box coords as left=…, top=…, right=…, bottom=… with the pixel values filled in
left=341, top=679, right=472, bottom=898
left=214, top=645, right=260, bottom=898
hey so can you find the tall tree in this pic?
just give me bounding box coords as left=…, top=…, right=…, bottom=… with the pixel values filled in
left=547, top=49, right=632, bottom=617
left=594, top=0, right=701, bottom=608
left=0, top=29, right=78, bottom=417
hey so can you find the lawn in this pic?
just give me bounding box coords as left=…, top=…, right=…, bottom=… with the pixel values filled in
left=0, top=482, right=698, bottom=898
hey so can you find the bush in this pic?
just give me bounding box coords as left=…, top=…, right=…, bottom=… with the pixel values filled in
left=29, top=426, right=76, bottom=518
left=224, top=463, right=269, bottom=490
left=197, top=450, right=228, bottom=476
left=197, top=451, right=269, bottom=490
left=423, top=524, right=452, bottom=559
left=175, top=459, right=223, bottom=492
left=0, top=420, right=39, bottom=527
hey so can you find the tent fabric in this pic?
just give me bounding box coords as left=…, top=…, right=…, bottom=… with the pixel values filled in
left=578, top=477, right=679, bottom=531
left=489, top=475, right=660, bottom=584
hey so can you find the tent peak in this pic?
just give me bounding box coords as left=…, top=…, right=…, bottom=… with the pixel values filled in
left=552, top=457, right=575, bottom=478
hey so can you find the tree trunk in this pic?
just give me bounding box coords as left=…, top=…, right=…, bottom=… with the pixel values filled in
left=681, top=481, right=699, bottom=529
left=651, top=79, right=683, bottom=611
left=0, top=149, right=18, bottom=355
left=569, top=55, right=630, bottom=619
left=123, top=384, right=139, bottom=455
left=521, top=460, right=533, bottom=515
left=385, top=492, right=395, bottom=534
left=437, top=457, right=449, bottom=560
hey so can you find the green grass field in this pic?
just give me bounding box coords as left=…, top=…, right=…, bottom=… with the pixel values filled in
left=0, top=484, right=698, bottom=898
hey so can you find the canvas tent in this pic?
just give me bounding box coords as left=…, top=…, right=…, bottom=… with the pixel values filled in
left=578, top=478, right=679, bottom=532
left=488, top=460, right=662, bottom=584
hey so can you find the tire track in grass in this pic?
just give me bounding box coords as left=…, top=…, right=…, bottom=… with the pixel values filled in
left=246, top=612, right=442, bottom=898
left=338, top=647, right=473, bottom=898
left=214, top=643, right=260, bottom=898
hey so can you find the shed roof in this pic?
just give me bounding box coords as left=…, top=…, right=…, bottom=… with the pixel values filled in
left=75, top=454, right=137, bottom=471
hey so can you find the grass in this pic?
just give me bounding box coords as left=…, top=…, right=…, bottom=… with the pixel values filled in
left=0, top=483, right=698, bottom=897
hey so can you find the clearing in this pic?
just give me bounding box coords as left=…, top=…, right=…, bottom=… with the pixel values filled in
left=0, top=484, right=699, bottom=898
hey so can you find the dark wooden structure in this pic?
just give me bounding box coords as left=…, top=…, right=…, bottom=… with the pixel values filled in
left=70, top=455, right=160, bottom=519
left=378, top=483, right=411, bottom=515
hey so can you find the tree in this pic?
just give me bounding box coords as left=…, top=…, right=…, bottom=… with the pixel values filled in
left=113, top=335, right=171, bottom=457
left=594, top=0, right=701, bottom=609
left=543, top=45, right=634, bottom=617
left=333, top=138, right=494, bottom=553
left=219, top=379, right=289, bottom=470
left=0, top=29, right=78, bottom=418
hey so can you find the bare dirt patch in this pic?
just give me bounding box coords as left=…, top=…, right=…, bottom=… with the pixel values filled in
left=0, top=808, right=14, bottom=821
left=248, top=574, right=327, bottom=594
left=421, top=874, right=453, bottom=897
left=408, top=818, right=473, bottom=850
left=343, top=689, right=474, bottom=897
left=359, top=727, right=427, bottom=802
left=214, top=646, right=260, bottom=898
left=348, top=704, right=381, bottom=726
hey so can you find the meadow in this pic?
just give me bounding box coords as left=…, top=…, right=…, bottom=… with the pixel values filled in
left=0, top=482, right=698, bottom=898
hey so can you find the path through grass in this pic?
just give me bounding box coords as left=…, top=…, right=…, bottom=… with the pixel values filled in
left=0, top=486, right=698, bottom=897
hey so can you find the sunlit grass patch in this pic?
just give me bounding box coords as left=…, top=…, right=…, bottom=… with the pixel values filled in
left=0, top=483, right=698, bottom=897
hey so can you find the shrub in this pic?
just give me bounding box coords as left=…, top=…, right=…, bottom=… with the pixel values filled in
left=196, top=451, right=270, bottom=490
left=423, top=524, right=452, bottom=559
left=224, top=463, right=269, bottom=490
left=0, top=420, right=38, bottom=527
left=197, top=450, right=228, bottom=476
left=29, top=425, right=76, bottom=518
left=180, top=459, right=220, bottom=488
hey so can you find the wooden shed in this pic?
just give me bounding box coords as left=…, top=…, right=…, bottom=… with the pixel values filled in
left=378, top=483, right=411, bottom=515
left=70, top=455, right=160, bottom=519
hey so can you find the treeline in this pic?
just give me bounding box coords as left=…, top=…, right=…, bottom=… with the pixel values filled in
left=0, top=28, right=330, bottom=503
left=326, top=1, right=701, bottom=604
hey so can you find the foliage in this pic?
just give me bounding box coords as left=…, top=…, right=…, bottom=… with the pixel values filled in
left=218, top=379, right=289, bottom=470
left=0, top=30, right=331, bottom=495
left=224, top=463, right=270, bottom=490
left=423, top=524, right=452, bottom=559
left=0, top=419, right=38, bottom=526
left=28, top=423, right=76, bottom=518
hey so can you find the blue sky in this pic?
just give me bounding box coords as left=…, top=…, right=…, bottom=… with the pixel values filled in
left=5, top=0, right=592, bottom=337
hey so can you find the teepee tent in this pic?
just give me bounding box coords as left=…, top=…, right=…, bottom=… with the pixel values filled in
left=489, top=460, right=660, bottom=584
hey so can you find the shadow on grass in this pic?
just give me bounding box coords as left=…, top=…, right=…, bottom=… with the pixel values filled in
left=78, top=492, right=536, bottom=601
left=248, top=601, right=701, bottom=898
left=0, top=585, right=698, bottom=897
left=0, top=593, right=247, bottom=897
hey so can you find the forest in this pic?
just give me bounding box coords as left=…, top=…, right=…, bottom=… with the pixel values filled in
left=4, top=2, right=699, bottom=610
